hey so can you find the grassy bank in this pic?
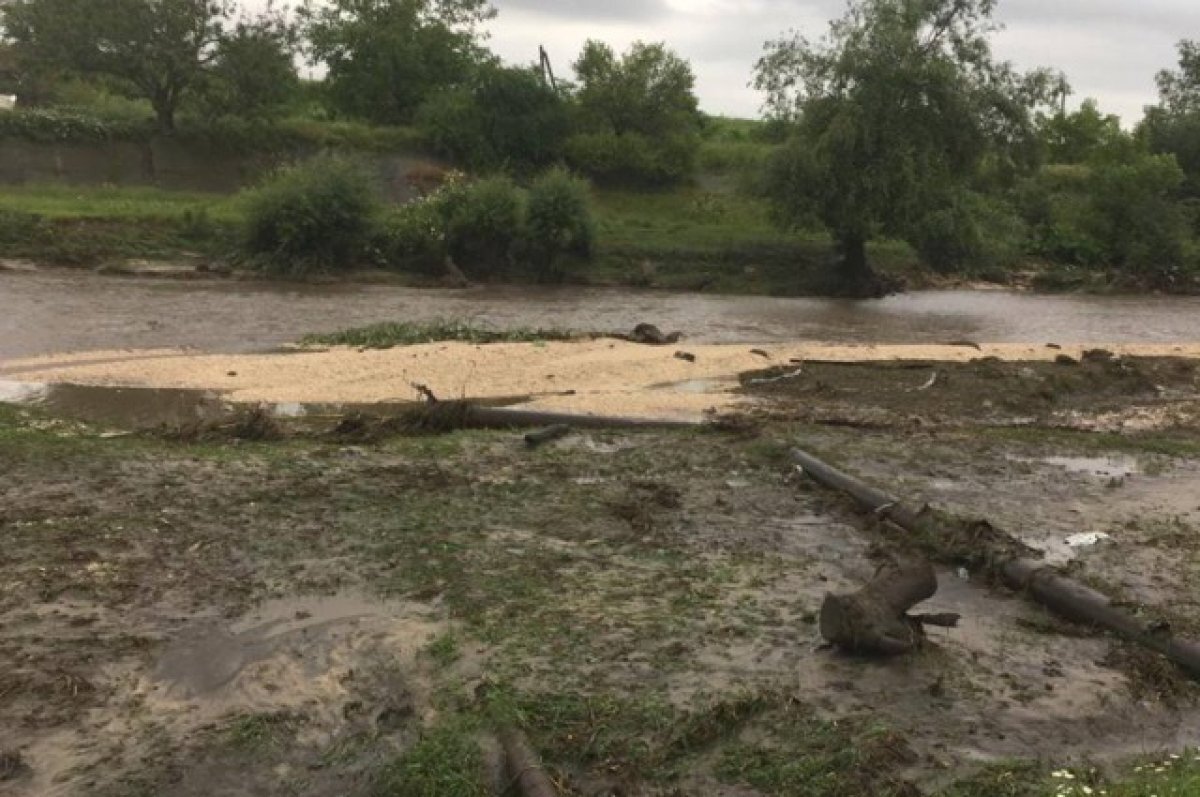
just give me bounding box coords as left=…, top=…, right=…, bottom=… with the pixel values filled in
left=0, top=181, right=925, bottom=294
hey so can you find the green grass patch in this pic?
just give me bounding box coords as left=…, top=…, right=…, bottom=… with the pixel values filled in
left=0, top=184, right=238, bottom=223
left=371, top=722, right=489, bottom=797
left=299, top=320, right=581, bottom=349
left=221, top=712, right=301, bottom=752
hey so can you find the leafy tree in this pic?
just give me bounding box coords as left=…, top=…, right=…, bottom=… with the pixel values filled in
left=754, top=0, right=1054, bottom=294
left=301, top=0, right=494, bottom=125
left=1143, top=40, right=1200, bottom=197
left=573, top=40, right=699, bottom=138
left=567, top=40, right=701, bottom=185
left=1039, top=99, right=1134, bottom=165
left=2, top=0, right=232, bottom=130
left=417, top=64, right=570, bottom=172
left=197, top=3, right=299, bottom=121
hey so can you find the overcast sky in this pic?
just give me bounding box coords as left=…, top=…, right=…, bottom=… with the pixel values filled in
left=275, top=0, right=1200, bottom=125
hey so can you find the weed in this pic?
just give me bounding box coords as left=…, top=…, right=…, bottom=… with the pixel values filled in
left=299, top=319, right=580, bottom=349
left=371, top=722, right=488, bottom=797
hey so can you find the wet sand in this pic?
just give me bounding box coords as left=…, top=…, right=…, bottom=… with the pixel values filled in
left=6, top=340, right=1200, bottom=420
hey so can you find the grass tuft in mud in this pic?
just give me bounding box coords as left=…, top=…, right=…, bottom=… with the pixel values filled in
left=371, top=722, right=489, bottom=797
left=299, top=319, right=581, bottom=349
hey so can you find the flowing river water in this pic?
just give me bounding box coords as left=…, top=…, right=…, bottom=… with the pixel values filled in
left=3, top=270, right=1200, bottom=361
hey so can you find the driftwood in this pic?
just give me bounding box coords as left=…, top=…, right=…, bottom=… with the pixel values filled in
left=500, top=727, right=559, bottom=797
left=790, top=448, right=1200, bottom=679
left=820, top=556, right=959, bottom=655
left=524, top=424, right=573, bottom=448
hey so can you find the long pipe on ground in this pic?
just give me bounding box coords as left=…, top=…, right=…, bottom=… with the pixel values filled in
left=499, top=727, right=559, bottom=797
left=790, top=448, right=1200, bottom=680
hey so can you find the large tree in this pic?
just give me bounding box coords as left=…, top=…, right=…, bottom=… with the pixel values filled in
left=1142, top=40, right=1200, bottom=198
left=198, top=4, right=300, bottom=121
left=755, top=0, right=1054, bottom=294
left=2, top=0, right=232, bottom=130
left=301, top=0, right=494, bottom=125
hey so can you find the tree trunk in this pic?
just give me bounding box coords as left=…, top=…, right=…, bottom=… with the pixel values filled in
left=820, top=556, right=958, bottom=655
left=837, top=233, right=879, bottom=298
left=153, top=95, right=176, bottom=133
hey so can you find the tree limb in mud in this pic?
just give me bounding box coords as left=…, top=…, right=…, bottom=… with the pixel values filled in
left=820, top=556, right=959, bottom=655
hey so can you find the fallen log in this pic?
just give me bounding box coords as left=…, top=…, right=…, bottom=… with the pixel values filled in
left=403, top=402, right=697, bottom=433
left=790, top=448, right=1200, bottom=680
left=524, top=424, right=573, bottom=448
left=499, top=727, right=559, bottom=797
left=820, top=555, right=959, bottom=655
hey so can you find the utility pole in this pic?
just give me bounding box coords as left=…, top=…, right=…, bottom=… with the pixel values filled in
left=539, top=45, right=558, bottom=92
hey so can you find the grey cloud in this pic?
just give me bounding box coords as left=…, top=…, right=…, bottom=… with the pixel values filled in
left=491, top=0, right=671, bottom=22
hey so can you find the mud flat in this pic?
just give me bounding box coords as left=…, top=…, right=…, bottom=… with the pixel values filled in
left=3, top=346, right=1200, bottom=795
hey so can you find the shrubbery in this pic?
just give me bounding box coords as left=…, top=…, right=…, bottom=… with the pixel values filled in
left=240, top=154, right=381, bottom=274
left=564, top=131, right=697, bottom=187
left=911, top=192, right=1026, bottom=274
left=524, top=168, right=594, bottom=280
left=375, top=169, right=595, bottom=281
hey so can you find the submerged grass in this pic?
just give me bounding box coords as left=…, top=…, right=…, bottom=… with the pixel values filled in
left=299, top=319, right=581, bottom=349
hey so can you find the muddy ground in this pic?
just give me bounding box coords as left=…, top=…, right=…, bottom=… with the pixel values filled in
left=3, top=354, right=1200, bottom=796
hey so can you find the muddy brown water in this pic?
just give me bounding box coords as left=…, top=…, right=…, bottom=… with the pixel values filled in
left=5, top=270, right=1200, bottom=361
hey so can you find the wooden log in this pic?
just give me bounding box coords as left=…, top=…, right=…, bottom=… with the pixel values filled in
left=790, top=448, right=1200, bottom=680
left=524, top=424, right=573, bottom=448
left=499, top=727, right=559, bottom=797
left=820, top=556, right=953, bottom=655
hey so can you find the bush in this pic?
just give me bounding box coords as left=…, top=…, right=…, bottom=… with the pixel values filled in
left=523, top=168, right=595, bottom=281
left=240, top=154, right=381, bottom=274
left=417, top=66, right=571, bottom=173
left=564, top=131, right=698, bottom=187
left=375, top=199, right=444, bottom=275
left=437, top=176, right=524, bottom=278
left=912, top=192, right=1026, bottom=274
left=0, top=107, right=149, bottom=142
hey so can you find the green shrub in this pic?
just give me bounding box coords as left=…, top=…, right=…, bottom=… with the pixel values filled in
left=438, top=176, right=524, bottom=278
left=0, top=107, right=149, bottom=142
left=564, top=131, right=698, bottom=187
left=912, top=192, right=1026, bottom=274
left=240, top=154, right=381, bottom=274
left=523, top=168, right=595, bottom=281
left=375, top=199, right=445, bottom=274
left=417, top=66, right=570, bottom=172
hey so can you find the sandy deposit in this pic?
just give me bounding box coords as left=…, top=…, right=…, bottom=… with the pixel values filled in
left=4, top=340, right=1200, bottom=420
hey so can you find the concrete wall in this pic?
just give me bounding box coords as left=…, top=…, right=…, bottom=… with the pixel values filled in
left=0, top=138, right=435, bottom=202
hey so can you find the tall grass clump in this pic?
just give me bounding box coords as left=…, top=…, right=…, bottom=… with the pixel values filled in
left=240, top=154, right=380, bottom=274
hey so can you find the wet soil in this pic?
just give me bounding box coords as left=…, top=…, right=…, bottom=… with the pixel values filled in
left=3, top=356, right=1200, bottom=796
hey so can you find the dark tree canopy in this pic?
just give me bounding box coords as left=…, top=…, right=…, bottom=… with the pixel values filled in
left=1143, top=40, right=1200, bottom=197
left=198, top=4, right=299, bottom=121
left=301, top=0, right=494, bottom=125
left=2, top=0, right=232, bottom=130
left=755, top=0, right=1055, bottom=293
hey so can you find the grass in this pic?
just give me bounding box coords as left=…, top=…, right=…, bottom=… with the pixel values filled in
left=371, top=722, right=489, bottom=797
left=0, top=184, right=239, bottom=223
left=299, top=319, right=581, bottom=349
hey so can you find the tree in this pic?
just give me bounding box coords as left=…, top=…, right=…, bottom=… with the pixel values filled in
left=1142, top=40, right=1200, bottom=197
left=573, top=40, right=699, bottom=138
left=566, top=40, right=702, bottom=186
left=754, top=0, right=1054, bottom=294
left=2, top=0, right=232, bottom=130
left=197, top=3, right=299, bottom=121
left=1039, top=99, right=1134, bottom=165
left=417, top=64, right=570, bottom=171
left=301, top=0, right=494, bottom=125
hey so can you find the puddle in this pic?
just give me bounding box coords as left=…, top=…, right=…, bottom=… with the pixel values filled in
left=1042, top=456, right=1141, bottom=479
left=0, top=378, right=535, bottom=430
left=1010, top=454, right=1142, bottom=480
left=154, top=593, right=396, bottom=700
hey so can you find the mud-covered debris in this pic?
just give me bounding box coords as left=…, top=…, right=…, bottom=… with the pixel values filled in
left=615, top=323, right=682, bottom=346
left=674, top=351, right=697, bottom=363
left=1065, top=532, right=1112, bottom=550
left=1055, top=354, right=1079, bottom=366
left=524, top=424, right=572, bottom=449
left=750, top=349, right=771, bottom=359
left=1083, top=348, right=1116, bottom=363
left=0, top=750, right=29, bottom=781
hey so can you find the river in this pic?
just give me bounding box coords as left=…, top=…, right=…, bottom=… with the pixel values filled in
left=3, top=270, right=1200, bottom=360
